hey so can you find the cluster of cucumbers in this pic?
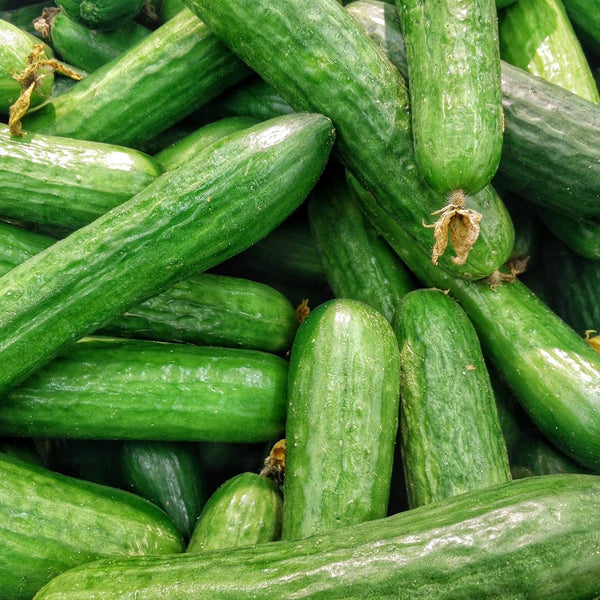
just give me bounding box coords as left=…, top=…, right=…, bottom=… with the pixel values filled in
left=2, top=0, right=600, bottom=598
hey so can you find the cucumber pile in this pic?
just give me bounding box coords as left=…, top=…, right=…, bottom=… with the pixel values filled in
left=1, top=0, right=600, bottom=598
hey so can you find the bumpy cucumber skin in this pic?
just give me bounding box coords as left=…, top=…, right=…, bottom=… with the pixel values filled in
left=308, top=168, right=413, bottom=322
left=397, top=0, right=504, bottom=196
left=352, top=172, right=600, bottom=473
left=0, top=453, right=183, bottom=600
left=0, top=112, right=334, bottom=395
left=187, top=472, right=282, bottom=553
left=0, top=124, right=164, bottom=229
left=0, top=221, right=55, bottom=274
left=183, top=0, right=514, bottom=280
left=55, top=0, right=145, bottom=29
left=0, top=337, right=289, bottom=442
left=22, top=9, right=252, bottom=148
left=32, top=474, right=600, bottom=600
left=282, top=298, right=400, bottom=540
left=392, top=288, right=510, bottom=508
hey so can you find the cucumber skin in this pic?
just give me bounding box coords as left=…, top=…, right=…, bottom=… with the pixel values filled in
left=0, top=453, right=183, bottom=600
left=0, top=112, right=334, bottom=395
left=55, top=0, right=145, bottom=29
left=392, top=288, right=511, bottom=508
left=0, top=337, right=289, bottom=443
left=397, top=0, right=504, bottom=195
left=351, top=173, right=600, bottom=473
left=22, top=8, right=252, bottom=148
left=186, top=472, right=282, bottom=553
left=183, top=0, right=514, bottom=280
left=0, top=124, right=164, bottom=230
left=282, top=298, right=400, bottom=540
left=32, top=474, right=600, bottom=600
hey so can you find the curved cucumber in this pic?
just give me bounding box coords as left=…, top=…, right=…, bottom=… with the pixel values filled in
left=0, top=112, right=334, bottom=394
left=282, top=298, right=400, bottom=540
left=392, top=288, right=511, bottom=508
left=397, top=0, right=503, bottom=196
left=0, top=336, right=289, bottom=443
left=187, top=471, right=282, bottom=553
left=32, top=474, right=600, bottom=600
left=55, top=0, right=145, bottom=29
left=0, top=452, right=183, bottom=600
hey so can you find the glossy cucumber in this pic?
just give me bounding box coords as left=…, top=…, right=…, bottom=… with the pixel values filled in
left=0, top=336, right=289, bottom=443
left=0, top=124, right=164, bottom=229
left=0, top=221, right=54, bottom=274
left=282, top=298, right=400, bottom=540
left=0, top=112, right=334, bottom=394
left=32, top=474, right=600, bottom=600
left=186, top=471, right=282, bottom=552
left=0, top=452, right=183, bottom=600
left=392, top=288, right=510, bottom=508
left=397, top=0, right=504, bottom=196
left=21, top=8, right=252, bottom=148
left=184, top=0, right=514, bottom=279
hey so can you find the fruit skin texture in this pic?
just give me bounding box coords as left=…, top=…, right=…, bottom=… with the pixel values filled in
left=31, top=474, right=600, bottom=600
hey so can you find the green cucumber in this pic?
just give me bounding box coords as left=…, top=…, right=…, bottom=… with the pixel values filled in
left=184, top=0, right=514, bottom=279
left=0, top=452, right=183, bottom=600
left=0, top=2, right=47, bottom=37
left=537, top=211, right=600, bottom=260
left=0, top=221, right=299, bottom=353
left=21, top=8, right=252, bottom=148
left=396, top=0, right=503, bottom=197
left=392, top=288, right=510, bottom=508
left=0, top=437, right=44, bottom=466
left=159, top=0, right=186, bottom=21
left=308, top=166, right=414, bottom=322
left=350, top=171, right=600, bottom=473
left=0, top=336, right=289, bottom=443
left=32, top=474, right=600, bottom=600
left=561, top=0, right=600, bottom=54
left=119, top=441, right=206, bottom=541
left=282, top=298, right=400, bottom=540
left=35, top=7, right=152, bottom=72
left=55, top=0, right=145, bottom=29
left=154, top=116, right=258, bottom=171
left=186, top=471, right=282, bottom=552
left=0, top=112, right=334, bottom=394
left=0, top=124, right=164, bottom=230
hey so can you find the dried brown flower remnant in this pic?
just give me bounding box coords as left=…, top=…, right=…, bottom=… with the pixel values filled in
left=296, top=298, right=310, bottom=325
left=585, top=330, right=600, bottom=354
left=424, top=189, right=483, bottom=266
left=260, top=439, right=286, bottom=485
left=484, top=256, right=530, bottom=290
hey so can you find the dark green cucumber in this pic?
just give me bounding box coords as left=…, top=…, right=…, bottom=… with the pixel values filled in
left=392, top=288, right=510, bottom=508
left=0, top=112, right=334, bottom=394
left=21, top=8, right=252, bottom=148
left=0, top=18, right=54, bottom=113
left=119, top=441, right=206, bottom=541
left=186, top=471, right=282, bottom=552
left=0, top=336, right=289, bottom=442
left=350, top=172, right=600, bottom=473
left=0, top=221, right=299, bottom=353
left=159, top=0, right=186, bottom=21
left=184, top=0, right=515, bottom=279
left=561, top=0, right=600, bottom=54
left=397, top=0, right=503, bottom=196
left=308, top=166, right=414, bottom=322
left=154, top=115, right=258, bottom=171
left=0, top=437, right=44, bottom=466
left=0, top=2, right=47, bottom=37
left=0, top=452, right=183, bottom=600
left=32, top=474, right=600, bottom=600
left=282, top=298, right=400, bottom=540
left=55, top=0, right=145, bottom=29
left=537, top=211, right=600, bottom=260
left=0, top=124, right=164, bottom=229
left=36, top=7, right=152, bottom=72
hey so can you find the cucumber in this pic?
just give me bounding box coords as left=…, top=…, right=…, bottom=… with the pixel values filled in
left=183, top=0, right=515, bottom=279
left=561, top=0, right=600, bottom=55
left=186, top=471, right=282, bottom=552
left=119, top=441, right=206, bottom=541
left=0, top=124, right=164, bottom=230
left=35, top=7, right=152, bottom=72
left=537, top=211, right=600, bottom=260
left=55, top=0, right=145, bottom=29
left=350, top=171, right=600, bottom=473
left=308, top=166, right=414, bottom=322
left=392, top=288, right=511, bottom=508
left=282, top=298, right=400, bottom=540
left=32, top=474, right=600, bottom=600
left=0, top=2, right=47, bottom=37
left=0, top=452, right=183, bottom=600
left=21, top=8, right=253, bottom=148
left=396, top=0, right=504, bottom=197
left=0, top=336, right=289, bottom=443
left=0, top=221, right=299, bottom=353
left=0, top=112, right=334, bottom=394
